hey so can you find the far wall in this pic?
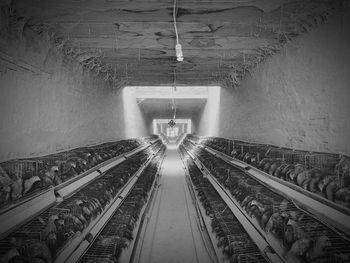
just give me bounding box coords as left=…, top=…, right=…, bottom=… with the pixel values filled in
left=198, top=9, right=350, bottom=155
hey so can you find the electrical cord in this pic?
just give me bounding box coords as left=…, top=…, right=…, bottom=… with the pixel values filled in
left=173, top=0, right=183, bottom=61
left=173, top=0, right=179, bottom=45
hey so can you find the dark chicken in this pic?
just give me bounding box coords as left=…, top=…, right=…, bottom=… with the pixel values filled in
left=0, top=138, right=149, bottom=210
left=200, top=137, right=350, bottom=209
left=0, top=141, right=162, bottom=263
left=0, top=237, right=53, bottom=263
left=80, top=148, right=164, bottom=263
left=181, top=138, right=350, bottom=263
left=179, top=146, right=266, bottom=263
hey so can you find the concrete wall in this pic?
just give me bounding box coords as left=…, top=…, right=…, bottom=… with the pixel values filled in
left=198, top=10, right=350, bottom=155
left=197, top=86, right=221, bottom=136
left=0, top=26, right=148, bottom=162
left=122, top=87, right=151, bottom=138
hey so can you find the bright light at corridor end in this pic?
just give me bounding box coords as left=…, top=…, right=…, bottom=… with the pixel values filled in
left=152, top=119, right=191, bottom=135
left=124, top=85, right=221, bottom=137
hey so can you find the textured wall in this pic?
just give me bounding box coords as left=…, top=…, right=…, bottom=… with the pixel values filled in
left=0, top=26, right=148, bottom=162
left=197, top=86, right=221, bottom=136
left=200, top=10, right=350, bottom=155
left=122, top=87, right=151, bottom=138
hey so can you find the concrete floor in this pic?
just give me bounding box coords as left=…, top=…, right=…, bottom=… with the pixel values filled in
left=135, top=144, right=214, bottom=263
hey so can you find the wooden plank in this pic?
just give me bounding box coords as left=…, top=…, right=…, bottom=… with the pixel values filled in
left=15, top=0, right=293, bottom=17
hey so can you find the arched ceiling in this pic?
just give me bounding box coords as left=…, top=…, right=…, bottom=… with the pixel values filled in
left=11, top=0, right=338, bottom=87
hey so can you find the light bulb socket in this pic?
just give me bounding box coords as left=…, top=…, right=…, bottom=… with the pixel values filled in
left=175, top=43, right=183, bottom=61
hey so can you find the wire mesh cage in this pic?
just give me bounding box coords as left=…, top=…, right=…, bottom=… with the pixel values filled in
left=238, top=252, right=267, bottom=263
left=193, top=136, right=345, bottom=174
left=304, top=153, right=340, bottom=172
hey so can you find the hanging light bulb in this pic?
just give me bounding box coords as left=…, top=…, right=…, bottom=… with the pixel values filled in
left=173, top=0, right=183, bottom=62
left=175, top=43, right=183, bottom=61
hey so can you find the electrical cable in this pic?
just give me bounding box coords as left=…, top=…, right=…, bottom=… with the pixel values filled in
left=173, top=0, right=183, bottom=61
left=173, top=0, right=179, bottom=45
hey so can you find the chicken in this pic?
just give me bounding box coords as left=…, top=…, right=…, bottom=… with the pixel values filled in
left=66, top=157, right=87, bottom=174
left=77, top=200, right=93, bottom=222
left=0, top=185, right=11, bottom=207
left=248, top=199, right=272, bottom=214
left=263, top=161, right=273, bottom=173
left=60, top=160, right=78, bottom=180
left=280, top=164, right=295, bottom=180
left=0, top=247, right=20, bottom=263
left=23, top=175, right=42, bottom=194
left=265, top=212, right=285, bottom=238
left=285, top=238, right=311, bottom=261
left=78, top=152, right=96, bottom=169
left=258, top=158, right=271, bottom=170
left=243, top=152, right=255, bottom=164
left=43, top=215, right=59, bottom=253
left=288, top=164, right=305, bottom=182
left=240, top=195, right=255, bottom=208
left=335, top=187, right=350, bottom=207
left=28, top=240, right=53, bottom=263
left=11, top=177, right=23, bottom=200
left=306, top=235, right=331, bottom=262
left=318, top=176, right=339, bottom=201
left=274, top=163, right=288, bottom=178
left=47, top=166, right=59, bottom=180
left=284, top=224, right=295, bottom=248
left=64, top=213, right=84, bottom=232
left=286, top=218, right=306, bottom=240
left=296, top=170, right=312, bottom=187
left=268, top=160, right=282, bottom=175
left=335, top=156, right=350, bottom=187
left=0, top=164, right=12, bottom=206
left=260, top=210, right=273, bottom=229
left=308, top=171, right=325, bottom=193
left=6, top=237, right=52, bottom=263
left=99, top=151, right=112, bottom=161
left=231, top=149, right=241, bottom=158
left=301, top=178, right=311, bottom=190
left=94, top=153, right=104, bottom=163
left=86, top=258, right=116, bottom=263
left=0, top=165, right=12, bottom=186
left=39, top=166, right=59, bottom=187
left=250, top=155, right=258, bottom=167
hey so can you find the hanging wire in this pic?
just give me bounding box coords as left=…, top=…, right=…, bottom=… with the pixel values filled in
left=173, top=0, right=179, bottom=45
left=172, top=69, right=177, bottom=120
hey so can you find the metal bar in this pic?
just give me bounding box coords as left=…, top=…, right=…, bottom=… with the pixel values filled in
left=202, top=144, right=350, bottom=235
left=65, top=146, right=163, bottom=263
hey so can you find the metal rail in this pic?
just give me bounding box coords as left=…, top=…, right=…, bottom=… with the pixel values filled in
left=0, top=142, right=163, bottom=263
left=180, top=148, right=275, bottom=263
left=192, top=140, right=350, bottom=235
left=76, top=147, right=165, bottom=263
left=181, top=155, right=224, bottom=263
left=182, top=141, right=350, bottom=263
left=128, top=152, right=166, bottom=263
left=0, top=139, right=160, bottom=238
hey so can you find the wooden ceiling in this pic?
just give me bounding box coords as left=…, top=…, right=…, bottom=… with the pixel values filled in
left=12, top=0, right=337, bottom=87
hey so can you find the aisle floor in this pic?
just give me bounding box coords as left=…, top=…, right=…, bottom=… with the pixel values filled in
left=136, top=144, right=214, bottom=263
